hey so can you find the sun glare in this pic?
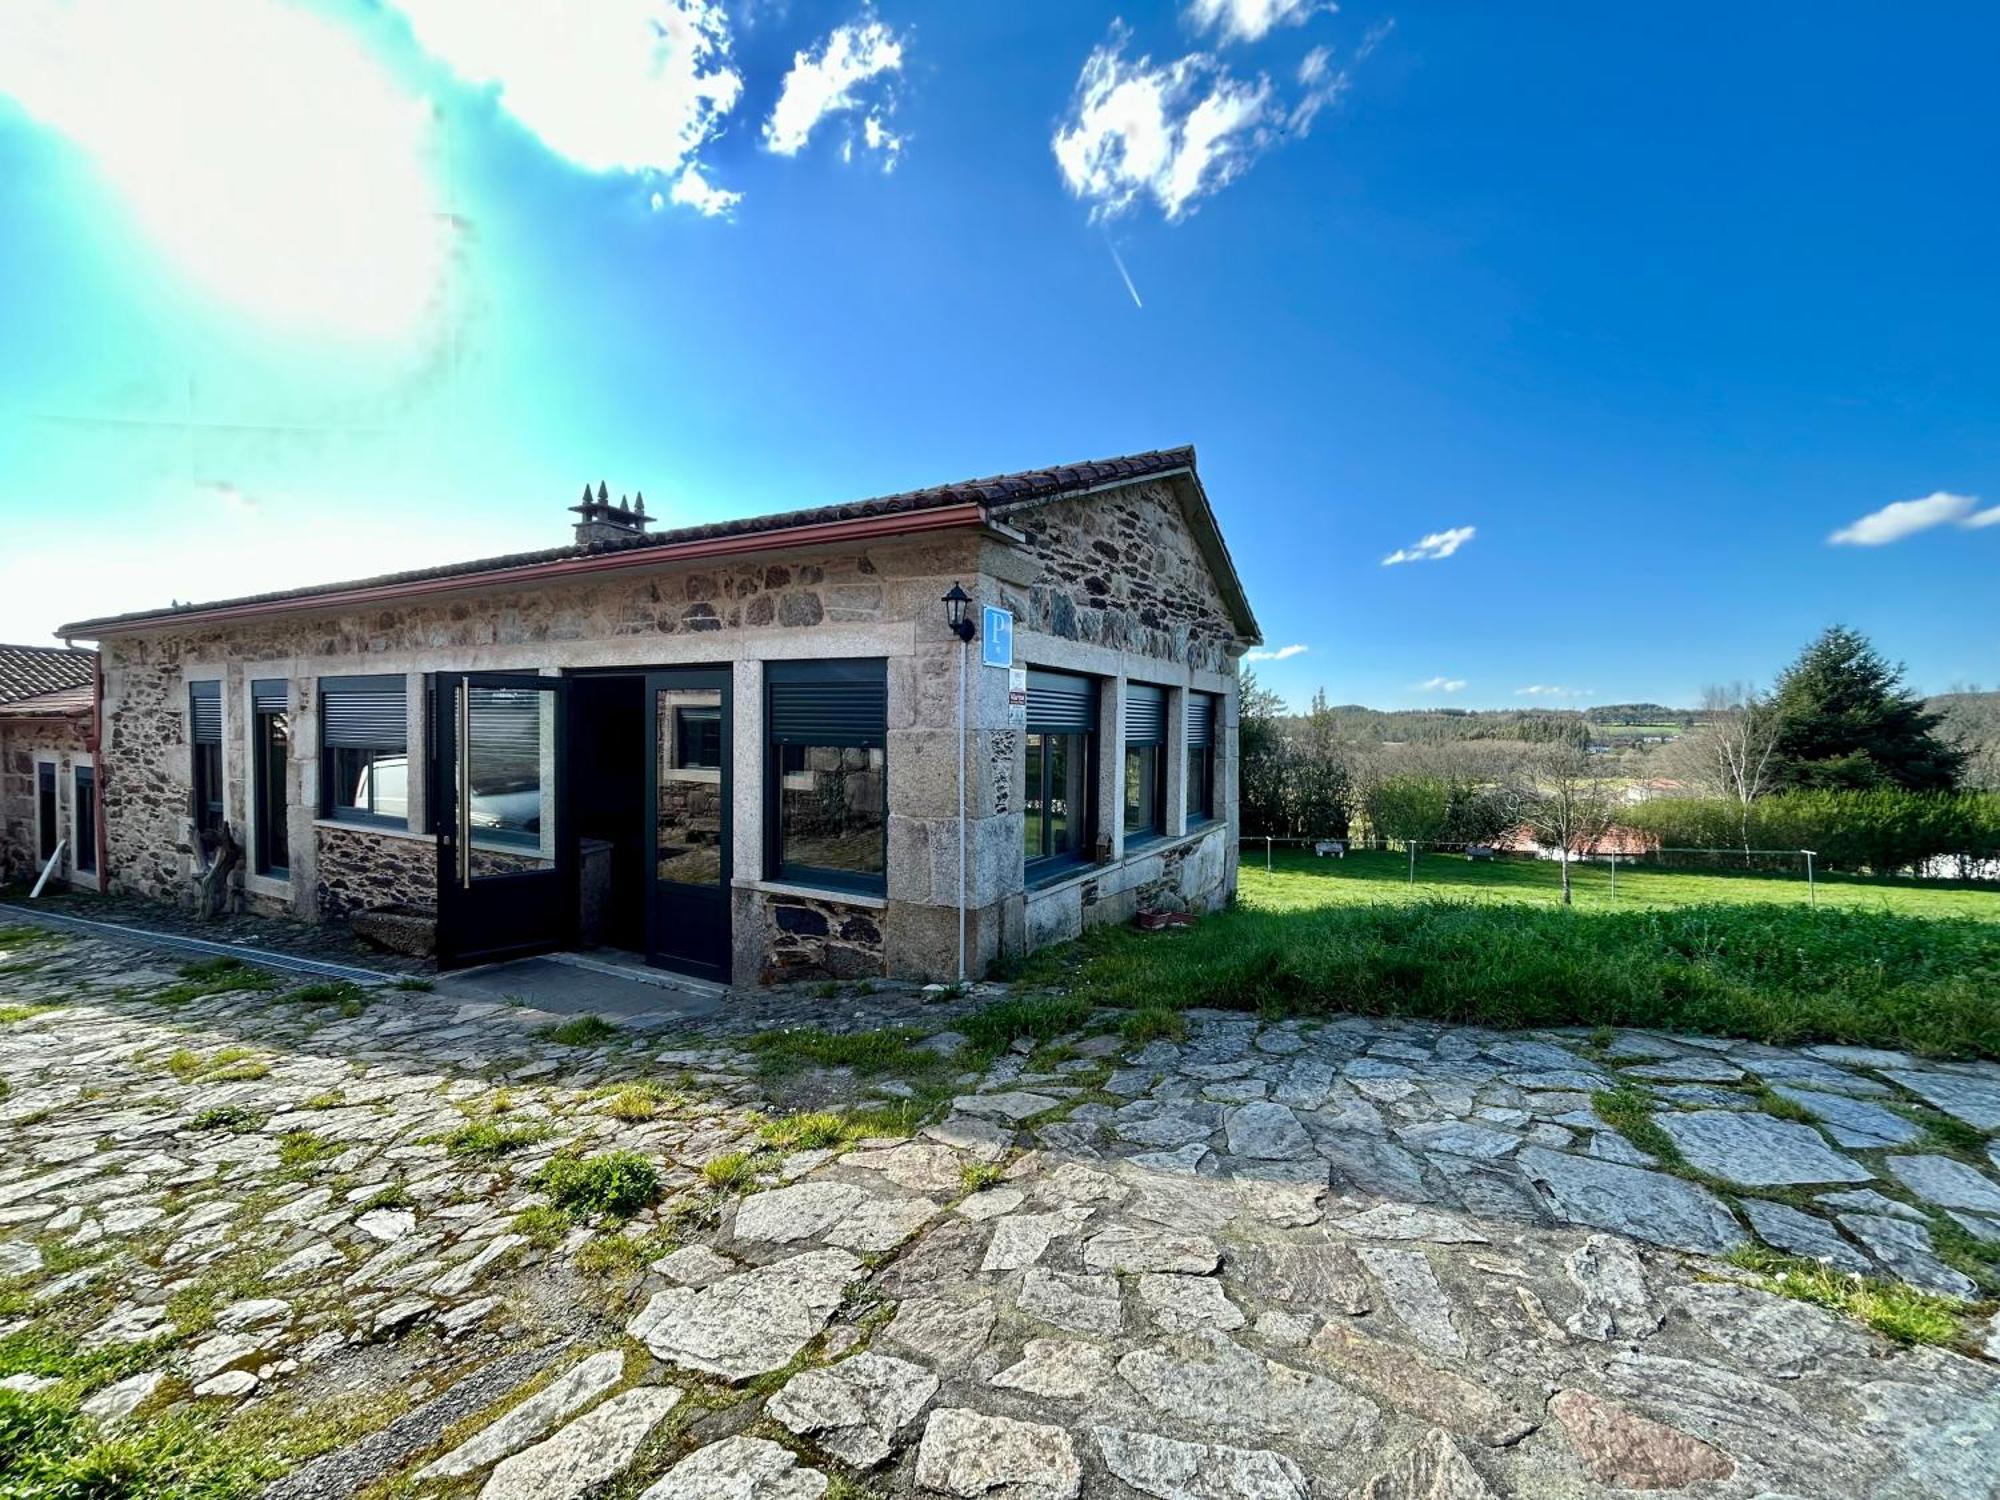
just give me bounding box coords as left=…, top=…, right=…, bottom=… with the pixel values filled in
left=0, top=0, right=447, bottom=341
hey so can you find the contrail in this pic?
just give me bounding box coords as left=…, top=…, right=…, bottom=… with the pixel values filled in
left=1105, top=235, right=1143, bottom=309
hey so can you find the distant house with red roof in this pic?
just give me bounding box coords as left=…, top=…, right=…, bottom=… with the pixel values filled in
left=0, top=644, right=98, bottom=887
left=1494, top=822, right=1660, bottom=861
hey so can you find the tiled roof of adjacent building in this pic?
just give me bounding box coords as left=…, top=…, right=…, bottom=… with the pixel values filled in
left=0, top=683, right=93, bottom=720
left=0, top=644, right=95, bottom=705
left=57, top=445, right=1258, bottom=642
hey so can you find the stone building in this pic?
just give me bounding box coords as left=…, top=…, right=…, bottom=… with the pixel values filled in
left=0, top=644, right=99, bottom=889
left=59, top=448, right=1260, bottom=983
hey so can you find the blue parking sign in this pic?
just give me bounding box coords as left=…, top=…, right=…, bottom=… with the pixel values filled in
left=981, top=606, right=1013, bottom=668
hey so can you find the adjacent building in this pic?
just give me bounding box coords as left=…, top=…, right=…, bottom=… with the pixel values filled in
left=0, top=644, right=99, bottom=888
left=58, top=448, right=1260, bottom=983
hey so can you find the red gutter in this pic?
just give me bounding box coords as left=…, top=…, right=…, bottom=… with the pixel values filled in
left=66, top=503, right=991, bottom=638
left=92, top=652, right=107, bottom=888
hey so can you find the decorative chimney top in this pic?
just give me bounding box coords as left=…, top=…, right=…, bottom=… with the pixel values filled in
left=570, top=480, right=654, bottom=547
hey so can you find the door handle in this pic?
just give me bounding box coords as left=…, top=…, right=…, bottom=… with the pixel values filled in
left=456, top=678, right=471, bottom=888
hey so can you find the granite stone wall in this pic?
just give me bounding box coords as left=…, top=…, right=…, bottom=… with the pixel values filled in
left=0, top=720, right=90, bottom=886
left=90, top=477, right=1249, bottom=982
left=753, top=890, right=886, bottom=984
left=1000, top=478, right=1241, bottom=676
left=95, top=536, right=966, bottom=914
left=315, top=825, right=435, bottom=919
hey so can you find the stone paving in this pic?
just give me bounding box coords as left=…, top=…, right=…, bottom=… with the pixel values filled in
left=2, top=922, right=1999, bottom=1498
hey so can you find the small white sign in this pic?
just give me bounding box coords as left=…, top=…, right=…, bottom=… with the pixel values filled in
left=981, top=606, right=1014, bottom=668
left=1008, top=665, right=1027, bottom=726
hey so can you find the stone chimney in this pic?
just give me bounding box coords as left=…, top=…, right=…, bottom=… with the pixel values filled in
left=570, top=481, right=653, bottom=547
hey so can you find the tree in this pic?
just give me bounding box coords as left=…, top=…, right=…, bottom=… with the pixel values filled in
left=1516, top=745, right=1620, bottom=905
left=1691, top=682, right=1782, bottom=855
left=1933, top=685, right=2000, bottom=793
left=1363, top=774, right=1453, bottom=884
left=1236, top=670, right=1292, bottom=836
left=1769, top=627, right=1966, bottom=792
left=1290, top=688, right=1354, bottom=838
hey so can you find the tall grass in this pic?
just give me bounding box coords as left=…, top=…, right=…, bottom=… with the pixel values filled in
left=1026, top=900, right=2000, bottom=1059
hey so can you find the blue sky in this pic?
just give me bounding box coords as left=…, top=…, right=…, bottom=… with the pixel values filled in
left=2, top=1, right=1995, bottom=711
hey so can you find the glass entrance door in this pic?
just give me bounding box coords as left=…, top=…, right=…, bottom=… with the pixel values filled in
left=435, top=672, right=572, bottom=967
left=645, top=668, right=732, bottom=981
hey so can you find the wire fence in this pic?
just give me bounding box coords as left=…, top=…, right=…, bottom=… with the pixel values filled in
left=1235, top=834, right=2000, bottom=905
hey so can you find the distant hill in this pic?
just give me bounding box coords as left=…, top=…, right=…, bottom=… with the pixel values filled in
left=1302, top=704, right=1698, bottom=747
left=1931, top=690, right=2000, bottom=789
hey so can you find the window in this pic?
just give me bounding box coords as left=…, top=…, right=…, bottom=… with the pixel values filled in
left=36, top=763, right=58, bottom=862
left=252, top=680, right=290, bottom=875
left=464, top=684, right=546, bottom=848
left=189, top=681, right=223, bottom=836
left=673, top=705, right=723, bottom=770
left=765, top=659, right=886, bottom=892
left=320, top=675, right=408, bottom=827
left=1024, top=669, right=1098, bottom=875
left=1185, top=691, right=1217, bottom=825
left=1123, top=682, right=1166, bottom=842
left=73, top=766, right=96, bottom=874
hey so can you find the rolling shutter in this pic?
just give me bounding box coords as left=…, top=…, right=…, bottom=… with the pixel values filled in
left=1124, top=683, right=1166, bottom=745
left=1026, top=670, right=1098, bottom=735
left=466, top=686, right=544, bottom=773
left=320, top=675, right=407, bottom=750
left=1186, top=692, right=1215, bottom=749
left=251, top=679, right=287, bottom=715
left=767, top=659, right=886, bottom=746
left=189, top=681, right=222, bottom=745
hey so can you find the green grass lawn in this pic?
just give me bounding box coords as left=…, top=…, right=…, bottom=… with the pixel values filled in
left=1021, top=849, right=2000, bottom=1059
left=1244, top=847, right=2000, bottom=920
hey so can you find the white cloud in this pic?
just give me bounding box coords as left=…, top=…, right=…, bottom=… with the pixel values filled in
left=1244, top=643, right=1308, bottom=663
left=1828, top=490, right=1996, bottom=545
left=665, top=163, right=741, bottom=217
left=0, top=0, right=447, bottom=340
left=388, top=0, right=742, bottom=203
left=1052, top=28, right=1276, bottom=222
left=1413, top=676, right=1465, bottom=693
left=1186, top=0, right=1329, bottom=45
left=763, top=15, right=905, bottom=165
left=1515, top=685, right=1591, bottom=699
left=1381, top=525, right=1476, bottom=566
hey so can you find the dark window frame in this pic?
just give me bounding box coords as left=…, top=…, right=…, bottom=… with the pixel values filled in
left=36, top=762, right=58, bottom=862
left=72, top=764, right=96, bottom=874
left=319, top=674, right=409, bottom=829
left=1024, top=728, right=1098, bottom=883
left=673, top=704, right=724, bottom=771
left=1122, top=682, right=1167, bottom=846
left=763, top=659, right=888, bottom=896
left=1023, top=669, right=1102, bottom=883
left=1185, top=691, right=1217, bottom=827
left=189, top=680, right=224, bottom=837
left=252, top=681, right=290, bottom=876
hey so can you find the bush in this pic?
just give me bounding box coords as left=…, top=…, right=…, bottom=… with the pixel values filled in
left=532, top=1151, right=662, bottom=1220
left=1623, top=790, right=2000, bottom=876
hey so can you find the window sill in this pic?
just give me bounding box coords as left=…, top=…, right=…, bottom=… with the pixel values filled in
left=1025, top=824, right=1224, bottom=900
left=313, top=816, right=420, bottom=842
left=735, top=877, right=888, bottom=910
left=1026, top=856, right=1093, bottom=892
